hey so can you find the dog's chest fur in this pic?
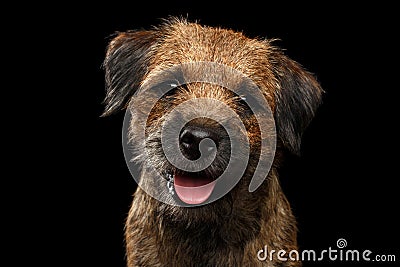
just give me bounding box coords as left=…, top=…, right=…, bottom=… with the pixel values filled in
left=126, top=171, right=300, bottom=267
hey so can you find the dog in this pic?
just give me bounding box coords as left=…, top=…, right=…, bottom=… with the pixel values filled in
left=102, top=17, right=323, bottom=266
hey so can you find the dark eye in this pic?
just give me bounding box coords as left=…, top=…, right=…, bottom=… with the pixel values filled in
left=235, top=80, right=266, bottom=114
left=163, top=83, right=180, bottom=97
left=150, top=80, right=182, bottom=98
left=237, top=91, right=266, bottom=115
left=238, top=95, right=248, bottom=105
left=238, top=97, right=253, bottom=116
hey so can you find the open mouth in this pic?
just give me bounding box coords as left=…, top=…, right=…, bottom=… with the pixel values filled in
left=171, top=171, right=217, bottom=205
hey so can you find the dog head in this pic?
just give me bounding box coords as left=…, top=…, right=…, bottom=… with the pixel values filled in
left=102, top=18, right=323, bottom=223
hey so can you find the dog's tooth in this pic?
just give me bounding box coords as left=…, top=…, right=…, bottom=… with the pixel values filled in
left=166, top=173, right=175, bottom=195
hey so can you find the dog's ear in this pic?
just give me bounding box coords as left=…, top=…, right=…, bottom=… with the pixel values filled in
left=102, top=30, right=157, bottom=116
left=272, top=52, right=323, bottom=155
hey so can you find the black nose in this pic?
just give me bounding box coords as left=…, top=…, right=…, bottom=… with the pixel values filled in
left=179, top=126, right=219, bottom=160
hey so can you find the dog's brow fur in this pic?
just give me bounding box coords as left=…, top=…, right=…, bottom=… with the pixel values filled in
left=103, top=17, right=323, bottom=267
left=148, top=19, right=278, bottom=108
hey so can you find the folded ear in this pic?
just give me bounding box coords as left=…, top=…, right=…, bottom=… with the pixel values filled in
left=102, top=30, right=157, bottom=116
left=272, top=52, right=324, bottom=155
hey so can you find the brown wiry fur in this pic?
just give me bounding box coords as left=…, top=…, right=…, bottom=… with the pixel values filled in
left=103, top=18, right=323, bottom=267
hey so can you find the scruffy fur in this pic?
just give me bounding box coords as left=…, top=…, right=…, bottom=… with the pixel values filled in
left=102, top=18, right=323, bottom=267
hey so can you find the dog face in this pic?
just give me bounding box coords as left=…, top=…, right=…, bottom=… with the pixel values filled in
left=102, top=18, right=322, bottom=224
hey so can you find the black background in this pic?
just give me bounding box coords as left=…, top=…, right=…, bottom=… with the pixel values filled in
left=17, top=2, right=399, bottom=266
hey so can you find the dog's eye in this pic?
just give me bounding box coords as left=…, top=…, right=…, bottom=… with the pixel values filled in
left=237, top=95, right=246, bottom=105
left=164, top=83, right=191, bottom=99
left=239, top=95, right=247, bottom=104
left=232, top=95, right=251, bottom=117
left=163, top=83, right=180, bottom=97
left=237, top=93, right=264, bottom=115
left=237, top=94, right=255, bottom=113
left=150, top=81, right=182, bottom=98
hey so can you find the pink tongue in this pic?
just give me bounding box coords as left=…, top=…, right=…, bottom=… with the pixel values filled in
left=174, top=174, right=216, bottom=205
